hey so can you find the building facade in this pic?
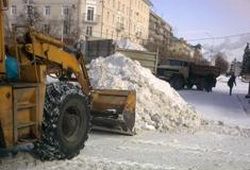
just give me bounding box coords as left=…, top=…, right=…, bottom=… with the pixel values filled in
left=7, top=0, right=87, bottom=43
left=84, top=0, right=152, bottom=43
left=168, top=37, right=203, bottom=62
left=144, top=10, right=173, bottom=64
left=7, top=0, right=152, bottom=44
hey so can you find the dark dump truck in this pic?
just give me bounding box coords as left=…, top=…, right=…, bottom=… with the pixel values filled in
left=157, top=58, right=220, bottom=91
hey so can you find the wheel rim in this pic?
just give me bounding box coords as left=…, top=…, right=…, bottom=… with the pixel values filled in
left=62, top=106, right=82, bottom=142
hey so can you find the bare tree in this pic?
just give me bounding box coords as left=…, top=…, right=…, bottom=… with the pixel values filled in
left=214, top=52, right=229, bottom=74
left=16, top=1, right=44, bottom=31
left=12, top=2, right=79, bottom=45
left=61, top=6, right=79, bottom=45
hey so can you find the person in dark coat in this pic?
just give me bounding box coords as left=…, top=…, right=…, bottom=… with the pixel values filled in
left=227, top=73, right=236, bottom=96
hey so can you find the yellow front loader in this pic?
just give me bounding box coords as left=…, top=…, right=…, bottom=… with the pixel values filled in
left=0, top=1, right=136, bottom=160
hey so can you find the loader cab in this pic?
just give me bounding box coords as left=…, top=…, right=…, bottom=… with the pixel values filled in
left=157, top=59, right=190, bottom=80
left=157, top=59, right=190, bottom=90
left=168, top=59, right=189, bottom=67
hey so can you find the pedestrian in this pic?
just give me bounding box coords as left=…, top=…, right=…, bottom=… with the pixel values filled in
left=227, top=73, right=236, bottom=96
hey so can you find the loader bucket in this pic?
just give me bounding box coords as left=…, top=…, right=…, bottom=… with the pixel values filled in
left=90, top=89, right=136, bottom=136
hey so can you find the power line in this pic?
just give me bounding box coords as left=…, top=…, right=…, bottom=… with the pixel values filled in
left=188, top=32, right=250, bottom=42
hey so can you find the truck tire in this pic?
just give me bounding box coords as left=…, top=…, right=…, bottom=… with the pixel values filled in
left=33, top=82, right=90, bottom=161
left=170, top=75, right=185, bottom=90
left=0, top=123, right=6, bottom=148
left=205, top=74, right=215, bottom=92
left=196, top=78, right=205, bottom=91
left=186, top=82, right=194, bottom=89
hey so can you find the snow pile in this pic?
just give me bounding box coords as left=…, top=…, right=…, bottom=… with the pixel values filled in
left=88, top=53, right=201, bottom=132
left=217, top=75, right=229, bottom=83
left=115, top=39, right=147, bottom=51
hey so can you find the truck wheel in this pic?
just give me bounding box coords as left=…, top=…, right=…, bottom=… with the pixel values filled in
left=205, top=75, right=215, bottom=92
left=187, top=83, right=194, bottom=89
left=33, top=82, right=90, bottom=160
left=196, top=78, right=205, bottom=91
left=204, top=82, right=211, bottom=92
left=170, top=75, right=185, bottom=90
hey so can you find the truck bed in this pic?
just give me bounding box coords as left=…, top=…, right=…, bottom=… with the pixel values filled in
left=190, top=64, right=220, bottom=77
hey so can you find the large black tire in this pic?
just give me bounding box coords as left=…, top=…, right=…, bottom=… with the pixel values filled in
left=33, top=82, right=90, bottom=161
left=196, top=78, right=205, bottom=91
left=169, top=75, right=185, bottom=90
left=186, top=82, right=194, bottom=89
left=0, top=123, right=6, bottom=148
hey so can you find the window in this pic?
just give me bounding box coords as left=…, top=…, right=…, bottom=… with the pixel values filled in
left=122, top=4, right=125, bottom=12
left=118, top=1, right=120, bottom=10
left=121, top=17, right=124, bottom=25
left=11, top=5, right=16, bottom=15
left=44, top=24, right=50, bottom=33
left=87, top=7, right=94, bottom=21
left=63, top=21, right=70, bottom=35
left=27, top=5, right=33, bottom=15
left=45, top=6, right=50, bottom=16
left=107, top=11, right=110, bottom=21
left=63, top=6, right=70, bottom=16
left=106, top=29, right=108, bottom=37
left=86, top=26, right=93, bottom=36
left=11, top=24, right=16, bottom=30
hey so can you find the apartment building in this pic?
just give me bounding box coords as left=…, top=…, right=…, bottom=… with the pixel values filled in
left=7, top=0, right=86, bottom=43
left=144, top=10, right=173, bottom=64
left=168, top=37, right=203, bottom=62
left=7, top=0, right=152, bottom=44
left=85, top=0, right=152, bottom=43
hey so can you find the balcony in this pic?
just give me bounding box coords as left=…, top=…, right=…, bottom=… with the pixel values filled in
left=136, top=31, right=142, bottom=38
left=116, top=22, right=125, bottom=32
left=83, top=13, right=100, bottom=24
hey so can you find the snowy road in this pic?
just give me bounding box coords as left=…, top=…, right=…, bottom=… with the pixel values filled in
left=1, top=129, right=250, bottom=170
left=180, top=77, right=250, bottom=128
left=1, top=77, right=250, bottom=170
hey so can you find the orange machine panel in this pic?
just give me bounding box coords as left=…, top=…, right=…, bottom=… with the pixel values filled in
left=0, top=86, right=13, bottom=148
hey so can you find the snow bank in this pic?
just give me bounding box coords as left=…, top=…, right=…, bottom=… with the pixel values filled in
left=88, top=53, right=201, bottom=132
left=115, top=39, right=147, bottom=51
left=217, top=75, right=229, bottom=83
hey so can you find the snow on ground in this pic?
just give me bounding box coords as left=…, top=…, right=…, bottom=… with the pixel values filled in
left=88, top=53, right=200, bottom=131
left=179, top=75, right=250, bottom=129
left=2, top=68, right=250, bottom=169
left=115, top=39, right=147, bottom=51
left=1, top=78, right=250, bottom=169
left=1, top=130, right=250, bottom=170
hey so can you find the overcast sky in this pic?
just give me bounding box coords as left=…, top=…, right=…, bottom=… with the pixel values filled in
left=150, top=0, right=250, bottom=60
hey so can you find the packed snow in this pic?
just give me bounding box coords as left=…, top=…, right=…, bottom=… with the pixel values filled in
left=180, top=75, right=250, bottom=129
left=115, top=39, right=147, bottom=51
left=2, top=70, right=250, bottom=170
left=88, top=53, right=201, bottom=132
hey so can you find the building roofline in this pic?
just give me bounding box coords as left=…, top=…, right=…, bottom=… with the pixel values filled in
left=143, top=0, right=153, bottom=6
left=150, top=10, right=172, bottom=29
